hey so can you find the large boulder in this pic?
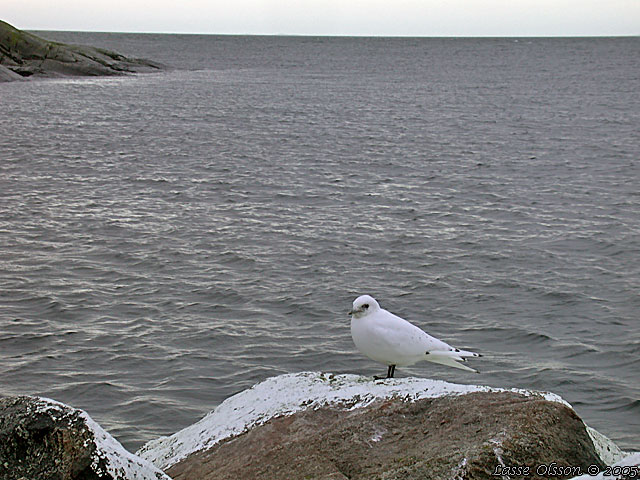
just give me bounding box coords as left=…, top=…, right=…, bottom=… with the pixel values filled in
left=0, top=396, right=170, bottom=480
left=138, top=372, right=615, bottom=480
left=0, top=19, right=163, bottom=81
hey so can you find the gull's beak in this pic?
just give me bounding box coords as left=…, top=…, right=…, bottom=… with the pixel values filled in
left=348, top=307, right=360, bottom=316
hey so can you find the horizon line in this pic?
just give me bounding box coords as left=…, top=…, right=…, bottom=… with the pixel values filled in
left=27, top=28, right=640, bottom=39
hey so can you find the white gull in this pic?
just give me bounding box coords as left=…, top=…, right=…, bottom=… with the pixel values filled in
left=350, top=294, right=481, bottom=378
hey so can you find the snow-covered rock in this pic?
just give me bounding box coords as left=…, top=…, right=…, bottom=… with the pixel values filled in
left=137, top=371, right=570, bottom=470
left=137, top=371, right=606, bottom=480
left=586, top=426, right=628, bottom=466
left=3, top=373, right=628, bottom=480
left=571, top=451, right=640, bottom=480
left=0, top=396, right=170, bottom=480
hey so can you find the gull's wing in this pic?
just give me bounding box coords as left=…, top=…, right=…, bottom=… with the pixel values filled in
left=383, top=310, right=482, bottom=372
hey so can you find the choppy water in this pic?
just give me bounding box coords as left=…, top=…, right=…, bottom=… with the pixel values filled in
left=1, top=33, right=638, bottom=452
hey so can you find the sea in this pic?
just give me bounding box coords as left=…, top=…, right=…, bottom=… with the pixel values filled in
left=1, top=32, right=638, bottom=453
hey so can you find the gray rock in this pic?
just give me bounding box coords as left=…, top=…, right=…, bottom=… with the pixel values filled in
left=0, top=63, right=24, bottom=81
left=0, top=19, right=163, bottom=81
left=0, top=396, right=171, bottom=480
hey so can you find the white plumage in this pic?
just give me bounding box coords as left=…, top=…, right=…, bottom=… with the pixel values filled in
left=349, top=295, right=481, bottom=378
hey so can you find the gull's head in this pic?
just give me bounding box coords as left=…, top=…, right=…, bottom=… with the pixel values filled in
left=349, top=295, right=380, bottom=319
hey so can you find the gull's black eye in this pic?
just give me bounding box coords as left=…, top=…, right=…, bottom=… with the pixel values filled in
left=362, top=304, right=369, bottom=309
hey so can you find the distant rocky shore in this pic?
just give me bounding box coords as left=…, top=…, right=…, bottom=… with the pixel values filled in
left=0, top=20, right=163, bottom=82
left=1, top=372, right=637, bottom=480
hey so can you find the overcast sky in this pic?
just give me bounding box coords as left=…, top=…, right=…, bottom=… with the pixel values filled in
left=4, top=0, right=639, bottom=36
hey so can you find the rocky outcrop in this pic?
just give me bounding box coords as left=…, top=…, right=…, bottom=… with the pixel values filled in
left=0, top=396, right=170, bottom=480
left=138, top=372, right=619, bottom=480
left=0, top=19, right=163, bottom=81
left=166, top=392, right=604, bottom=480
left=2, top=374, right=634, bottom=480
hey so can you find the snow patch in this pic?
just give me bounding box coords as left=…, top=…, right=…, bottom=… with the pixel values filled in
left=368, top=425, right=387, bottom=444
left=489, top=432, right=509, bottom=476
left=452, top=456, right=469, bottom=480
left=137, top=371, right=571, bottom=470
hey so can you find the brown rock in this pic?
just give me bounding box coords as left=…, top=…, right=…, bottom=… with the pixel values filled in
left=166, top=391, right=604, bottom=480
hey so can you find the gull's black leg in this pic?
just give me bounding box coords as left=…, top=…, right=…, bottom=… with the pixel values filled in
left=387, top=364, right=396, bottom=378
left=374, top=365, right=397, bottom=380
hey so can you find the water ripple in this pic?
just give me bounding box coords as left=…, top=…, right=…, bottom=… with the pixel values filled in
left=1, top=34, right=639, bottom=452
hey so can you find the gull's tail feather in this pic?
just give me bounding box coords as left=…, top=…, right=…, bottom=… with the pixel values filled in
left=426, top=349, right=481, bottom=373
left=450, top=348, right=481, bottom=358
left=429, top=349, right=481, bottom=359
left=426, top=354, right=479, bottom=373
